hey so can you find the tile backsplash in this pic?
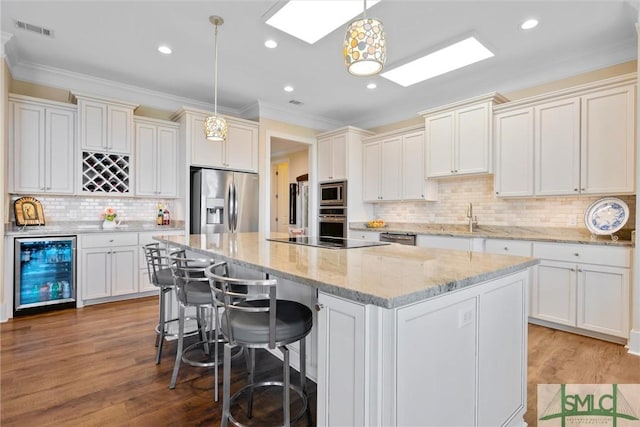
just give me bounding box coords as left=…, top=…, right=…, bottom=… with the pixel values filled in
left=373, top=175, right=636, bottom=230
left=9, top=195, right=178, bottom=224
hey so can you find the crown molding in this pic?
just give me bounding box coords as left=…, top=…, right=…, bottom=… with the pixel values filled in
left=2, top=32, right=14, bottom=66
left=9, top=60, right=242, bottom=117
left=257, top=100, right=342, bottom=132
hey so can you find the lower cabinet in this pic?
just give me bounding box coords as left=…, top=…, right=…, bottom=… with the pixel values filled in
left=80, top=233, right=139, bottom=302
left=417, top=234, right=485, bottom=252
left=317, top=270, right=529, bottom=426
left=530, top=242, right=630, bottom=339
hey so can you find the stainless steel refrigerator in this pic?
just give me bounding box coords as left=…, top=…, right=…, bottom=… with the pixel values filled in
left=191, top=168, right=259, bottom=234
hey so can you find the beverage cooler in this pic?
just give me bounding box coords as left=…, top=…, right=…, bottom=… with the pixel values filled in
left=14, top=236, right=77, bottom=316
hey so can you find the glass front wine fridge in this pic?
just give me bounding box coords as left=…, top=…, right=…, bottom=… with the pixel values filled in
left=14, top=236, right=77, bottom=316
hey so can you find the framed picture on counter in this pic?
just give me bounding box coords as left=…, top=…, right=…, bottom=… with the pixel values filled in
left=14, top=197, right=46, bottom=226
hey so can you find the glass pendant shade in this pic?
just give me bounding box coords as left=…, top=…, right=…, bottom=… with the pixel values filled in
left=344, top=17, right=386, bottom=76
left=204, top=115, right=228, bottom=141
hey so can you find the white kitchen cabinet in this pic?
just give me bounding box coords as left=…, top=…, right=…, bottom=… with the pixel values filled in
left=494, top=75, right=636, bottom=197
left=350, top=230, right=380, bottom=241
left=9, top=95, right=76, bottom=195
left=580, top=84, right=635, bottom=194
left=494, top=107, right=535, bottom=197
left=530, top=242, right=630, bottom=339
left=423, top=93, right=507, bottom=178
left=362, top=127, right=437, bottom=202
left=135, top=117, right=179, bottom=197
left=417, top=234, right=485, bottom=252
left=74, top=94, right=137, bottom=154
left=172, top=108, right=258, bottom=172
left=80, top=233, right=138, bottom=301
left=317, top=292, right=367, bottom=427
left=317, top=133, right=347, bottom=182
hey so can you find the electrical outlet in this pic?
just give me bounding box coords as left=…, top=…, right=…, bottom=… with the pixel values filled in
left=458, top=307, right=474, bottom=328
left=568, top=215, right=577, bottom=226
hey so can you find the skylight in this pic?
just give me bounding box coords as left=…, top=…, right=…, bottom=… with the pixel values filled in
left=381, top=37, right=495, bottom=87
left=266, top=0, right=381, bottom=45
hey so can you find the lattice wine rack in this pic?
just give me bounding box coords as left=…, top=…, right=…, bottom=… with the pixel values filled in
left=81, top=151, right=130, bottom=193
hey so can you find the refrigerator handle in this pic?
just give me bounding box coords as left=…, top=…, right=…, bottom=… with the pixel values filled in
left=227, top=184, right=234, bottom=233
left=233, top=181, right=239, bottom=232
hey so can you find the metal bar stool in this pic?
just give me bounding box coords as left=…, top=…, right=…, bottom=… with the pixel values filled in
left=206, top=267, right=313, bottom=427
left=168, top=253, right=229, bottom=401
left=143, top=242, right=181, bottom=364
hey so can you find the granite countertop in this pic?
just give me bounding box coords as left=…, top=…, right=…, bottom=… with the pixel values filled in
left=154, top=232, right=537, bottom=309
left=350, top=222, right=634, bottom=247
left=4, top=221, right=185, bottom=236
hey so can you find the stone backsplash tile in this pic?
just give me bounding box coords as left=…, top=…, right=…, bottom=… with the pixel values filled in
left=373, top=175, right=636, bottom=230
left=9, top=195, right=176, bottom=224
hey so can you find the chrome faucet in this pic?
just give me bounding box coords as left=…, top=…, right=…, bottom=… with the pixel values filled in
left=466, top=202, right=478, bottom=232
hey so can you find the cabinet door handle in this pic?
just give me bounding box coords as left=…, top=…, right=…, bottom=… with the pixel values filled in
left=315, top=303, right=324, bottom=312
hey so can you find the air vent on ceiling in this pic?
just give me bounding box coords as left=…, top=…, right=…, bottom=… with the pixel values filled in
left=14, top=20, right=54, bottom=38
left=289, top=100, right=304, bottom=106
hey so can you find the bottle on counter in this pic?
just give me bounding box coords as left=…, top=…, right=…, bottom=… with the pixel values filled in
left=157, top=203, right=163, bottom=226
left=163, top=205, right=170, bottom=226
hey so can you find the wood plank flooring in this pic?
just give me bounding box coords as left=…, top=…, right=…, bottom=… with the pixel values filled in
left=2, top=298, right=638, bottom=426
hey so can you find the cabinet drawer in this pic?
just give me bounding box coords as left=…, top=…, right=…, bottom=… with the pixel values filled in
left=532, top=242, right=630, bottom=267
left=82, top=232, right=139, bottom=248
left=485, top=239, right=532, bottom=257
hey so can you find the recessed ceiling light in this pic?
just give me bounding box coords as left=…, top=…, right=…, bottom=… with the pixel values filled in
left=266, top=0, right=381, bottom=44
left=366, top=83, right=377, bottom=89
left=381, top=37, right=495, bottom=87
left=264, top=39, right=278, bottom=49
left=521, top=19, right=539, bottom=30
left=158, top=45, right=172, bottom=55
left=284, top=85, right=294, bottom=92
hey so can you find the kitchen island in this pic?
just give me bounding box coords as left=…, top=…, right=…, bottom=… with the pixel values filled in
left=155, top=232, right=537, bottom=427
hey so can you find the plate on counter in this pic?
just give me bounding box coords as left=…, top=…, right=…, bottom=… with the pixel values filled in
left=584, top=197, right=629, bottom=235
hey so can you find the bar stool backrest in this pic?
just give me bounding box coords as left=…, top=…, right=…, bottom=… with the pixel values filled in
left=168, top=253, right=223, bottom=305
left=206, top=267, right=278, bottom=349
left=143, top=243, right=175, bottom=286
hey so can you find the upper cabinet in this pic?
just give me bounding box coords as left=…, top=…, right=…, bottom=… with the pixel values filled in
left=134, top=117, right=179, bottom=197
left=362, top=127, right=437, bottom=202
left=317, top=133, right=348, bottom=181
left=9, top=94, right=76, bottom=195
left=494, top=74, right=636, bottom=197
left=421, top=93, right=508, bottom=178
left=172, top=108, right=258, bottom=173
left=73, top=93, right=138, bottom=154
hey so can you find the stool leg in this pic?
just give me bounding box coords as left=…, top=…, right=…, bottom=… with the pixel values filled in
left=222, top=343, right=232, bottom=427
left=245, top=347, right=255, bottom=418
left=169, top=303, right=185, bottom=389
left=213, top=304, right=220, bottom=402
left=198, top=307, right=210, bottom=356
left=155, top=287, right=167, bottom=364
left=300, top=337, right=312, bottom=426
left=280, top=345, right=291, bottom=427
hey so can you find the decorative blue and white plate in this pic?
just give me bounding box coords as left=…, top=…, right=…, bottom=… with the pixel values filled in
left=584, top=197, right=629, bottom=235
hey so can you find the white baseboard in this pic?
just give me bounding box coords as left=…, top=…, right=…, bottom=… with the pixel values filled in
left=627, top=329, right=640, bottom=356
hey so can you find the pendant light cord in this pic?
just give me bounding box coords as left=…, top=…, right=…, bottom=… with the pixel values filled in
left=363, top=0, right=367, bottom=19
left=214, top=23, right=219, bottom=116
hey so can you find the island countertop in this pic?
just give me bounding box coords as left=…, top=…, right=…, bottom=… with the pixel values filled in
left=154, top=232, right=537, bottom=308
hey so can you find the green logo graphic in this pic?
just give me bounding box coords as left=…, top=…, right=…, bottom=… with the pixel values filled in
left=540, top=384, right=639, bottom=427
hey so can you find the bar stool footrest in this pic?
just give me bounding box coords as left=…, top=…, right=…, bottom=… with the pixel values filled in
left=227, top=381, right=308, bottom=427
left=181, top=340, right=243, bottom=368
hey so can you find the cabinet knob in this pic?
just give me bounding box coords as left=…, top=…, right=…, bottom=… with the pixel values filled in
left=495, top=192, right=499, bottom=195
left=315, top=303, right=324, bottom=312
left=577, top=268, right=583, bottom=273
left=581, top=188, right=585, bottom=191
left=571, top=268, right=576, bottom=272
left=504, top=247, right=508, bottom=251
left=110, top=239, right=114, bottom=243
left=574, top=252, right=579, bottom=256
left=454, top=170, right=458, bottom=173
left=574, top=188, right=578, bottom=192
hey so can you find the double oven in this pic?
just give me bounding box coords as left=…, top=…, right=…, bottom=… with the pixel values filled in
left=318, top=181, right=347, bottom=239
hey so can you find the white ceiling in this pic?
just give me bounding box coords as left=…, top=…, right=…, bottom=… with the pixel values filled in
left=2, top=1, right=638, bottom=130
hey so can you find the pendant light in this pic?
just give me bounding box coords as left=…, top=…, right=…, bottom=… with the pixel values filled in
left=204, top=15, right=228, bottom=142
left=343, top=0, right=386, bottom=76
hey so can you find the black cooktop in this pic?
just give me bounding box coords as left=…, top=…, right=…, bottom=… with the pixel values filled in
left=267, top=236, right=390, bottom=250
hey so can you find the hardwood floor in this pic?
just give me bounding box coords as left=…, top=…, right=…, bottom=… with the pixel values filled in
left=1, top=297, right=314, bottom=427
left=2, top=298, right=638, bottom=427
left=525, top=324, right=640, bottom=427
